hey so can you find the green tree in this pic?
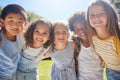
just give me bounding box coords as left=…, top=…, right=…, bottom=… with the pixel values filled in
left=27, top=11, right=42, bottom=23
left=113, top=0, right=120, bottom=20
left=110, top=0, right=120, bottom=20
left=0, top=6, right=3, bottom=17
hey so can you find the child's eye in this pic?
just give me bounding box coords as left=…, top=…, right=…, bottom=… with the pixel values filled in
left=89, top=13, right=106, bottom=18
left=63, top=31, right=67, bottom=34
left=43, top=32, right=49, bottom=36
left=54, top=31, right=60, bottom=35
left=17, top=21, right=24, bottom=26
left=34, top=30, right=39, bottom=33
left=54, top=31, right=67, bottom=35
left=43, top=32, right=47, bottom=35
left=89, top=14, right=95, bottom=18
left=8, top=20, right=14, bottom=23
left=18, top=21, right=23, bottom=24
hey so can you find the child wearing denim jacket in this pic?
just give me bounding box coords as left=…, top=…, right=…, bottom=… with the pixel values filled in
left=16, top=18, right=52, bottom=80
left=0, top=4, right=27, bottom=80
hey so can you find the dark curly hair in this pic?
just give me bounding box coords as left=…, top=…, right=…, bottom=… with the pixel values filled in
left=68, top=11, right=86, bottom=32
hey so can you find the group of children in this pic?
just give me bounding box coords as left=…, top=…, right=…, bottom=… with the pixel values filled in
left=0, top=0, right=120, bottom=80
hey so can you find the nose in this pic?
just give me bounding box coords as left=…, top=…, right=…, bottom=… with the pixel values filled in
left=11, top=22, right=19, bottom=28
left=59, top=32, right=65, bottom=35
left=38, top=33, right=43, bottom=37
left=95, top=14, right=101, bottom=18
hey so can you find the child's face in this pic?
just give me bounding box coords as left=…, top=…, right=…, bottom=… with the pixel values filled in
left=54, top=26, right=69, bottom=44
left=2, top=13, right=26, bottom=36
left=73, top=21, right=88, bottom=40
left=33, top=24, right=50, bottom=48
left=88, top=5, right=107, bottom=30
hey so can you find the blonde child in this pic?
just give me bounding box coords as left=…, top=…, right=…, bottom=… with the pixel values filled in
left=87, top=0, right=120, bottom=80
left=16, top=18, right=52, bottom=80
left=44, top=21, right=77, bottom=80
left=68, top=11, right=103, bottom=80
left=0, top=4, right=27, bottom=80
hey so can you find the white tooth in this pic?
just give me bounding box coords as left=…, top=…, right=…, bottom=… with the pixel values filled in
left=80, top=33, right=85, bottom=36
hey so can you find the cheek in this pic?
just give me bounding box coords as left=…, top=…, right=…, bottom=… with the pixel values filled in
left=103, top=18, right=108, bottom=25
left=89, top=20, right=95, bottom=28
left=54, top=36, right=58, bottom=42
left=20, top=26, right=23, bottom=29
left=44, top=36, right=49, bottom=42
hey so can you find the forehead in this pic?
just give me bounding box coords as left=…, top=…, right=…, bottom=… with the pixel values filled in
left=73, top=21, right=83, bottom=28
left=54, top=25, right=68, bottom=31
left=35, top=24, right=50, bottom=30
left=5, top=13, right=25, bottom=20
left=89, top=5, right=105, bottom=13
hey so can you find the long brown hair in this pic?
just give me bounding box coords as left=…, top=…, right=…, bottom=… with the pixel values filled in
left=87, top=0, right=120, bottom=45
left=24, top=18, right=52, bottom=48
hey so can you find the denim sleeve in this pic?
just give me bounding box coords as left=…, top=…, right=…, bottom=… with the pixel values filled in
left=0, top=48, right=16, bottom=79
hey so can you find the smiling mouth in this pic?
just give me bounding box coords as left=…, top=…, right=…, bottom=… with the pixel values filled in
left=80, top=33, right=86, bottom=36
left=37, top=38, right=43, bottom=42
left=12, top=28, right=18, bottom=31
left=58, top=38, right=64, bottom=40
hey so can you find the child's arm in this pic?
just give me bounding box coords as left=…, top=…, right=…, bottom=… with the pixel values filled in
left=0, top=37, right=2, bottom=43
left=41, top=46, right=52, bottom=59
left=41, top=52, right=51, bottom=59
left=100, top=57, right=105, bottom=68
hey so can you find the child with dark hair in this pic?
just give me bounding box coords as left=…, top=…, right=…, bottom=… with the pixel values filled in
left=16, top=18, right=52, bottom=80
left=68, top=11, right=103, bottom=80
left=0, top=4, right=27, bottom=80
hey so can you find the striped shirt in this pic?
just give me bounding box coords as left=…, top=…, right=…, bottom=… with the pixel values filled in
left=93, top=36, right=120, bottom=71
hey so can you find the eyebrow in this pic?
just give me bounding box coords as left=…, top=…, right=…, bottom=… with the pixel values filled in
left=6, top=16, right=24, bottom=20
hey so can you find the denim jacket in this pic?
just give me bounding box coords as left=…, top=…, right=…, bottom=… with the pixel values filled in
left=0, top=48, right=16, bottom=79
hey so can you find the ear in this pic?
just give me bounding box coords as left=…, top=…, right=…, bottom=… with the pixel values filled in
left=0, top=18, right=5, bottom=30
left=0, top=18, right=2, bottom=27
left=23, top=21, right=28, bottom=27
left=22, top=21, right=28, bottom=32
left=0, top=18, right=4, bottom=25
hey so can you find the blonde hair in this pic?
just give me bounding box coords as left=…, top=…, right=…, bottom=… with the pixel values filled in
left=51, top=21, right=69, bottom=51
left=53, top=21, right=69, bottom=32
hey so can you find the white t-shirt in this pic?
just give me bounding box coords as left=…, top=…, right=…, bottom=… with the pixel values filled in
left=78, top=44, right=103, bottom=80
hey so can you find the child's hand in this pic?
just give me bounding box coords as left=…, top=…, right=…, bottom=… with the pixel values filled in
left=71, top=35, right=78, bottom=41
left=101, top=60, right=105, bottom=68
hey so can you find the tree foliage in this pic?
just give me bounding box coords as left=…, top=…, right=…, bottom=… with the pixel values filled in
left=0, top=6, right=3, bottom=17
left=27, top=11, right=42, bottom=23
left=113, top=0, right=120, bottom=20
left=111, top=0, right=120, bottom=20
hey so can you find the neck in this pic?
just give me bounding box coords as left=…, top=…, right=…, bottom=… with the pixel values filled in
left=97, top=32, right=110, bottom=39
left=96, top=29, right=110, bottom=39
left=4, top=31, right=16, bottom=41
left=54, top=42, right=67, bottom=50
left=82, top=39, right=90, bottom=47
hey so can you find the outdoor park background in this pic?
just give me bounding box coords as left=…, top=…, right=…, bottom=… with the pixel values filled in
left=0, top=0, right=120, bottom=80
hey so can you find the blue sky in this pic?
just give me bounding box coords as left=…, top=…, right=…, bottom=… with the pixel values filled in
left=0, top=0, right=91, bottom=22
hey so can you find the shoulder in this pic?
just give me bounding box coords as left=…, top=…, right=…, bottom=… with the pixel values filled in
left=17, top=33, right=26, bottom=50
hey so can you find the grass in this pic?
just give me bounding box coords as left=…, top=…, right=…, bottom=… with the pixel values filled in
left=38, top=60, right=107, bottom=80
left=38, top=60, right=53, bottom=80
